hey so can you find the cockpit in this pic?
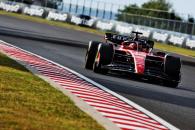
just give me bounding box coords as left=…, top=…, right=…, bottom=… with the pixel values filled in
left=122, top=40, right=151, bottom=52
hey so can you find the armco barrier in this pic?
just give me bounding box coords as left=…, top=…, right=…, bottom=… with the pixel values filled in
left=168, top=35, right=185, bottom=46
left=0, top=0, right=195, bottom=49
left=70, top=15, right=96, bottom=27
left=47, top=11, right=68, bottom=22
left=152, top=32, right=169, bottom=43
left=186, top=38, right=195, bottom=49
left=135, top=27, right=151, bottom=38
left=96, top=20, right=115, bottom=31
left=70, top=15, right=83, bottom=25
left=23, top=5, right=44, bottom=17
left=114, top=23, right=133, bottom=35
left=0, top=2, right=20, bottom=12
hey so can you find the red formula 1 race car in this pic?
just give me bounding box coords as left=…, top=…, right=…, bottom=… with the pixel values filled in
left=85, top=31, right=181, bottom=88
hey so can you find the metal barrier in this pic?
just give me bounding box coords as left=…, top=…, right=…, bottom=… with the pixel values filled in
left=119, top=13, right=195, bottom=35
left=61, top=1, right=119, bottom=20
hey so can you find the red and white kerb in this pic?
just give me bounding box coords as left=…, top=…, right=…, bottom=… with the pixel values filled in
left=0, top=42, right=173, bottom=130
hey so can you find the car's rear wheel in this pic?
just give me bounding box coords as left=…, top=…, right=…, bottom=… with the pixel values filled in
left=164, top=55, right=181, bottom=88
left=93, top=43, right=114, bottom=74
left=85, top=41, right=100, bottom=70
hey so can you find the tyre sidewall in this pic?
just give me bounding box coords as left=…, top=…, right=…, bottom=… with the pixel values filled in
left=85, top=41, right=100, bottom=69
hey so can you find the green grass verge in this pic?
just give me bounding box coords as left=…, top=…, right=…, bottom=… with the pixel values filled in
left=155, top=43, right=195, bottom=57
left=0, top=53, right=105, bottom=130
left=0, top=10, right=195, bottom=57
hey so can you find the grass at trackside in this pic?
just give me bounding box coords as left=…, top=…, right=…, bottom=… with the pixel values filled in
left=155, top=43, right=195, bottom=57
left=0, top=53, right=105, bottom=130
left=0, top=10, right=195, bottom=57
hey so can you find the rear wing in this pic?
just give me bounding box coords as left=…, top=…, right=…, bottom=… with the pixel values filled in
left=105, top=33, right=129, bottom=44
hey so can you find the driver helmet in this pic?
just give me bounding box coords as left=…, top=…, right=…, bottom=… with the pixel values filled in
left=129, top=42, right=137, bottom=50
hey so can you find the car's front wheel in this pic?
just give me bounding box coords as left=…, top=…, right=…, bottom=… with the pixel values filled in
left=85, top=41, right=100, bottom=70
left=93, top=43, right=114, bottom=74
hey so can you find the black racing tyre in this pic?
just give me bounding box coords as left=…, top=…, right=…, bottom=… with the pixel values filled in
left=164, top=55, right=181, bottom=81
left=163, top=80, right=179, bottom=88
left=93, top=43, right=114, bottom=74
left=93, top=60, right=103, bottom=73
left=164, top=55, right=181, bottom=88
left=85, top=41, right=100, bottom=69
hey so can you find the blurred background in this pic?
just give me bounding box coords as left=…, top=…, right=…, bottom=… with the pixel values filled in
left=7, top=0, right=194, bottom=35
left=5, top=0, right=195, bottom=35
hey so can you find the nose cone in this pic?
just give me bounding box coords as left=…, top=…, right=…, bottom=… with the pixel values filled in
left=133, top=52, right=147, bottom=74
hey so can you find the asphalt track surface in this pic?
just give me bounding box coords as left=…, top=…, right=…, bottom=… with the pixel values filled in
left=0, top=15, right=195, bottom=130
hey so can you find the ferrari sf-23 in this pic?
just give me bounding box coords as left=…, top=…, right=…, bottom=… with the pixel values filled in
left=85, top=32, right=181, bottom=88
